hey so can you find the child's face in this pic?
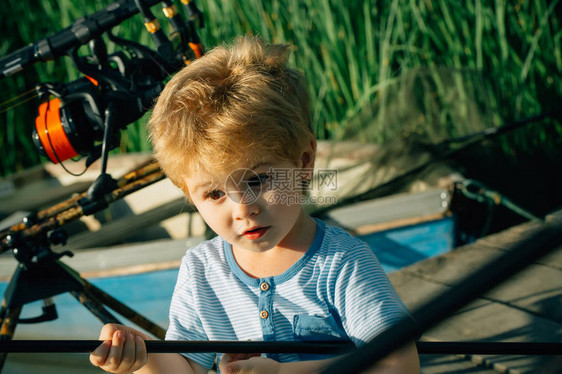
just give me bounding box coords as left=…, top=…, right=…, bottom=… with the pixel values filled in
left=184, top=151, right=315, bottom=254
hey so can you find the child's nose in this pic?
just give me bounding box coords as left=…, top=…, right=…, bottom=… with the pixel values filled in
left=232, top=196, right=260, bottom=219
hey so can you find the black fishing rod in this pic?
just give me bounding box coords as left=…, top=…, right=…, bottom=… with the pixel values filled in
left=313, top=109, right=562, bottom=222
left=443, top=109, right=562, bottom=145
left=0, top=340, right=352, bottom=354
left=0, top=0, right=162, bottom=79
left=0, top=340, right=560, bottom=356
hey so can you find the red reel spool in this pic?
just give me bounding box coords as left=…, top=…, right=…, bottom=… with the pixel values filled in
left=34, top=98, right=78, bottom=164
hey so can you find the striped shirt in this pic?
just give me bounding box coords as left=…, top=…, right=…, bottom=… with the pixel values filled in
left=165, top=219, right=409, bottom=369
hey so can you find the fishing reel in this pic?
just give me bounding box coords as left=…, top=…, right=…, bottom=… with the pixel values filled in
left=0, top=0, right=206, bottom=205
left=0, top=0, right=205, bottom=170
left=0, top=0, right=206, bottom=252
left=32, top=77, right=105, bottom=165
left=31, top=35, right=170, bottom=168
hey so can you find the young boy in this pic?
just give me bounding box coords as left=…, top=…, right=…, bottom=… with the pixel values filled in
left=89, top=36, right=420, bottom=374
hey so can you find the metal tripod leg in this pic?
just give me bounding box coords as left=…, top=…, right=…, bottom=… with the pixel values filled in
left=59, top=261, right=166, bottom=339
left=83, top=280, right=166, bottom=339
left=0, top=259, right=168, bottom=373
left=70, top=290, right=122, bottom=326
left=0, top=304, right=22, bottom=371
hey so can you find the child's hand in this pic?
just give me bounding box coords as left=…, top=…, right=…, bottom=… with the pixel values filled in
left=219, top=353, right=279, bottom=374
left=89, top=323, right=150, bottom=373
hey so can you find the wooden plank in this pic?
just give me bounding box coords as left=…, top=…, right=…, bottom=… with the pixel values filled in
left=426, top=300, right=561, bottom=374
left=355, top=212, right=450, bottom=234
left=399, top=238, right=562, bottom=323
left=327, top=188, right=451, bottom=230
left=419, top=355, right=501, bottom=374
left=65, top=197, right=195, bottom=249
left=0, top=237, right=204, bottom=281
left=477, top=215, right=562, bottom=271
left=390, top=271, right=562, bottom=373
left=389, top=211, right=562, bottom=374
left=0, top=179, right=92, bottom=214
left=78, top=260, right=181, bottom=278
left=0, top=153, right=155, bottom=215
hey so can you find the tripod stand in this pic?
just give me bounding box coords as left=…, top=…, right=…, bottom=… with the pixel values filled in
left=0, top=231, right=166, bottom=371
left=0, top=158, right=171, bottom=372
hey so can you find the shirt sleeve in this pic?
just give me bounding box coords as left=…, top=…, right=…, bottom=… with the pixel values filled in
left=165, top=254, right=217, bottom=369
left=333, top=241, right=410, bottom=345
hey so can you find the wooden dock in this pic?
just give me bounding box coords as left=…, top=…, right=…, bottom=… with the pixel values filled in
left=389, top=210, right=562, bottom=373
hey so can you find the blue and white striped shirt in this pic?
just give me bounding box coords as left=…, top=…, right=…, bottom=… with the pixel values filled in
left=165, top=219, right=409, bottom=369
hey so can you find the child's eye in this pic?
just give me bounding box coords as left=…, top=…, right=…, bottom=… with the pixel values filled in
left=206, top=189, right=225, bottom=200
left=247, top=173, right=269, bottom=188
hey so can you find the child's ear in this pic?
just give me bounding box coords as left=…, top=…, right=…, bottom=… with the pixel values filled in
left=300, top=140, right=316, bottom=170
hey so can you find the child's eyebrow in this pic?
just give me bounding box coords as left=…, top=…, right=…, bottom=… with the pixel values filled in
left=192, top=181, right=214, bottom=193
left=249, top=161, right=270, bottom=171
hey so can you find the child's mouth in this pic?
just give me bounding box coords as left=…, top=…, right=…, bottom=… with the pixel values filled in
left=242, top=226, right=269, bottom=240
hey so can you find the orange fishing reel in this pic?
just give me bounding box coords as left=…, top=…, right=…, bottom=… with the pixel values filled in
left=14, top=0, right=206, bottom=170
left=32, top=78, right=104, bottom=165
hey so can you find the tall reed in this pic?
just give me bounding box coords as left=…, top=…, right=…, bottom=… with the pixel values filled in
left=0, top=0, right=560, bottom=176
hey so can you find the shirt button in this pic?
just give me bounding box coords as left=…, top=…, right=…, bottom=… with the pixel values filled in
left=260, top=282, right=270, bottom=292
left=260, top=310, right=269, bottom=319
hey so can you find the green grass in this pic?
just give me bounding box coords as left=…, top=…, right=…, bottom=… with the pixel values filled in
left=0, top=0, right=560, bottom=176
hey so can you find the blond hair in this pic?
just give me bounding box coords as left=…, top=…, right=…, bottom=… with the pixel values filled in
left=148, top=35, right=314, bottom=195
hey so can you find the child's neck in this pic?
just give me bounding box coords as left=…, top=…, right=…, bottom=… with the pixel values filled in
left=233, top=214, right=317, bottom=279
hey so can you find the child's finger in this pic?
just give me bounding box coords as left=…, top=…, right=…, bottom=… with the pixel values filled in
left=115, top=332, right=136, bottom=372
left=104, top=330, right=126, bottom=369
left=234, top=353, right=261, bottom=361
left=220, top=352, right=234, bottom=365
left=132, top=335, right=148, bottom=370
left=219, top=352, right=262, bottom=373
left=98, top=323, right=120, bottom=340
left=89, top=340, right=111, bottom=367
left=219, top=353, right=237, bottom=372
left=221, top=352, right=254, bottom=363
left=224, top=359, right=253, bottom=374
